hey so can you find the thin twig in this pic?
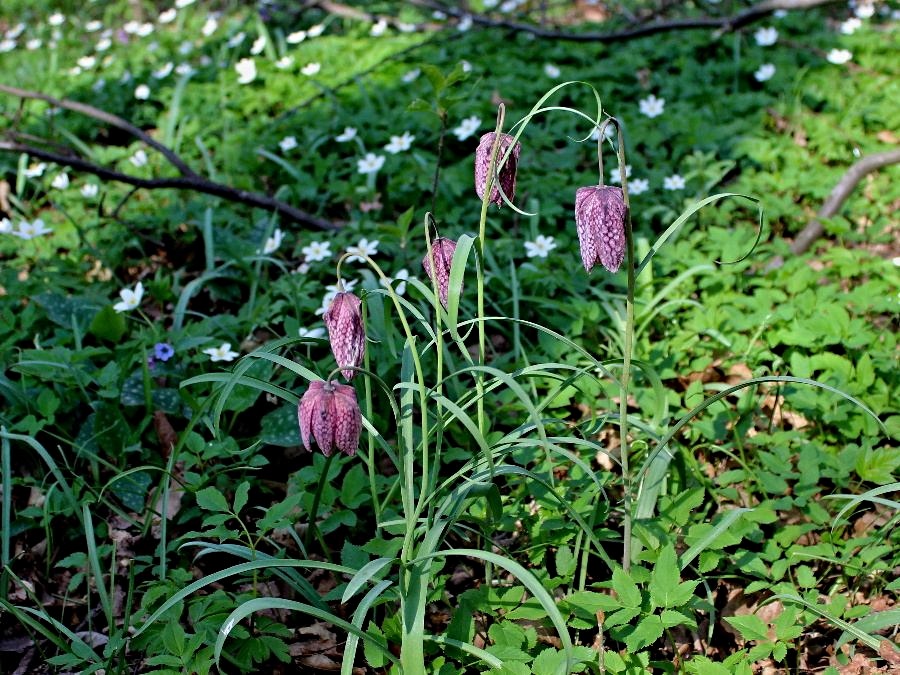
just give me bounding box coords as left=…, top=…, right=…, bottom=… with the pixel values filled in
left=0, top=83, right=198, bottom=178
left=410, top=0, right=843, bottom=42
left=790, top=148, right=900, bottom=255
left=0, top=140, right=339, bottom=230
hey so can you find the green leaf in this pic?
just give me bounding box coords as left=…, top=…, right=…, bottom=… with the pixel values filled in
left=555, top=545, right=577, bottom=579
left=195, top=487, right=230, bottom=513
left=623, top=614, right=664, bottom=652
left=649, top=545, right=680, bottom=608
left=612, top=567, right=642, bottom=608
left=724, top=614, right=770, bottom=642
left=88, top=305, right=127, bottom=342
left=232, top=482, right=250, bottom=515
left=532, top=647, right=569, bottom=675
left=856, top=447, right=900, bottom=484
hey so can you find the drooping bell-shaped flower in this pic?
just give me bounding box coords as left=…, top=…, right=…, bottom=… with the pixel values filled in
left=298, top=380, right=362, bottom=456
left=475, top=132, right=521, bottom=207
left=574, top=185, right=627, bottom=273
left=323, top=291, right=365, bottom=380
left=422, top=237, right=458, bottom=309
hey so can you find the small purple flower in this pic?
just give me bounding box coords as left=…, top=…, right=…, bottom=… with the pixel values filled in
left=574, top=186, right=627, bottom=273
left=323, top=291, right=365, bottom=380
left=154, top=342, right=175, bottom=362
left=475, top=132, right=521, bottom=207
left=298, top=380, right=362, bottom=457
left=422, top=237, right=458, bottom=309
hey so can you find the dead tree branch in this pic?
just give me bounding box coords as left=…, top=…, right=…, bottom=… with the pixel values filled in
left=409, top=0, right=843, bottom=42
left=0, top=84, right=338, bottom=231
left=790, top=148, right=900, bottom=255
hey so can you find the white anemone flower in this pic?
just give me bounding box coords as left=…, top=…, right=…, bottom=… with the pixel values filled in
left=279, top=136, right=298, bottom=152
left=298, top=327, right=326, bottom=339
left=14, top=219, right=53, bottom=239
left=638, top=94, right=665, bottom=118
left=302, top=240, right=332, bottom=261
left=663, top=174, right=686, bottom=190
left=113, top=282, right=144, bottom=313
left=380, top=269, right=410, bottom=295
left=384, top=131, right=415, bottom=154
left=51, top=173, right=69, bottom=189
left=235, top=58, right=257, bottom=84
left=301, top=62, right=320, bottom=76
left=262, top=228, right=284, bottom=254
left=826, top=48, right=853, bottom=64
left=452, top=115, right=481, bottom=141
left=203, top=343, right=240, bottom=362
left=629, top=178, right=650, bottom=195
left=524, top=234, right=557, bottom=258
left=356, top=153, right=385, bottom=175
left=754, top=26, right=778, bottom=46
left=130, top=150, right=148, bottom=167
left=754, top=63, right=776, bottom=81
left=336, top=127, right=357, bottom=142
left=345, top=238, right=379, bottom=263
left=81, top=184, right=99, bottom=198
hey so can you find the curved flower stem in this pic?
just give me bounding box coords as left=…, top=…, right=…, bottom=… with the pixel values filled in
left=305, top=452, right=337, bottom=552
left=612, top=120, right=636, bottom=572
left=477, top=104, right=507, bottom=480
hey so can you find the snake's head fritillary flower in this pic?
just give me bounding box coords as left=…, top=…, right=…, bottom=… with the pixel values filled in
left=422, top=237, right=458, bottom=308
left=475, top=132, right=521, bottom=207
left=323, top=291, right=365, bottom=380
left=574, top=186, right=627, bottom=274
left=298, top=380, right=362, bottom=457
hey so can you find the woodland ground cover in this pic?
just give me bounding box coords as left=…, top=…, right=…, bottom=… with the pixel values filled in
left=0, top=1, right=898, bottom=673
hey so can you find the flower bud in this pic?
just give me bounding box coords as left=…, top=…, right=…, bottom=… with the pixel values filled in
left=422, top=237, right=458, bottom=309
left=323, top=291, right=365, bottom=380
left=475, top=132, right=521, bottom=207
left=574, top=186, right=626, bottom=273
left=298, top=380, right=362, bottom=457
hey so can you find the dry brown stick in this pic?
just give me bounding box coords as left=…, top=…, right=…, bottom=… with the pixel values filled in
left=0, top=83, right=198, bottom=178
left=0, top=140, right=339, bottom=231
left=410, top=0, right=843, bottom=42
left=790, top=149, right=900, bottom=255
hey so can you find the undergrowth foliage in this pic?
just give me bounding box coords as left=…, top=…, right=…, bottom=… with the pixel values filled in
left=0, top=3, right=898, bottom=675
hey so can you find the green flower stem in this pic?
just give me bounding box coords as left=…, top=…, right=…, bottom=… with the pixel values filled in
left=362, top=315, right=382, bottom=535
left=615, top=122, right=636, bottom=573
left=304, top=452, right=336, bottom=553
left=477, top=104, right=507, bottom=479
left=355, top=254, right=431, bottom=675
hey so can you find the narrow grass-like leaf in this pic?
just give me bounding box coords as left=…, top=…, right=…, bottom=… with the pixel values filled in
left=214, top=597, right=397, bottom=668
left=826, top=483, right=900, bottom=526
left=836, top=609, right=900, bottom=650
left=418, top=548, right=573, bottom=674
left=0, top=430, right=81, bottom=524
left=83, top=504, right=113, bottom=623
left=679, top=508, right=750, bottom=570
left=186, top=542, right=328, bottom=610
left=635, top=376, right=886, bottom=521
left=769, top=593, right=880, bottom=650
left=424, top=634, right=504, bottom=669
left=446, top=234, right=476, bottom=342
left=1, top=430, right=10, bottom=572
left=341, top=579, right=393, bottom=675
left=342, top=557, right=395, bottom=604
left=132, top=559, right=355, bottom=638
left=635, top=193, right=762, bottom=279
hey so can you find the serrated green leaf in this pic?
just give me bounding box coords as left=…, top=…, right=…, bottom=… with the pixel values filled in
left=612, top=567, right=642, bottom=608
left=649, top=545, right=681, bottom=608
left=623, top=614, right=664, bottom=652
left=724, top=614, right=770, bottom=642
left=195, top=486, right=230, bottom=513
left=232, top=481, right=250, bottom=514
